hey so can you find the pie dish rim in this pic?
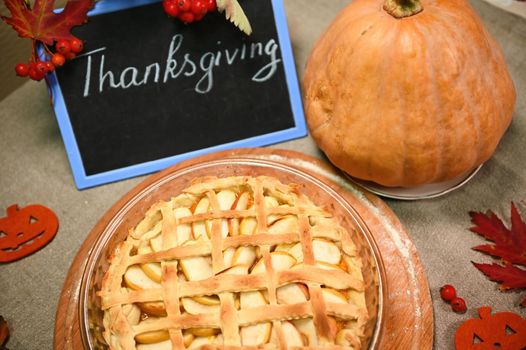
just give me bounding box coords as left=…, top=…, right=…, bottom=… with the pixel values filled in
left=78, top=158, right=387, bottom=350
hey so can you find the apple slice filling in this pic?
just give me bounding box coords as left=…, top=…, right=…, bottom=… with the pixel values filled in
left=111, top=183, right=367, bottom=349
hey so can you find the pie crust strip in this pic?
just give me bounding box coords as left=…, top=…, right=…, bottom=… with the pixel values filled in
left=99, top=176, right=370, bottom=349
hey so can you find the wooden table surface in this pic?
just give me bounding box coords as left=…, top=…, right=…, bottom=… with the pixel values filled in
left=0, top=0, right=525, bottom=349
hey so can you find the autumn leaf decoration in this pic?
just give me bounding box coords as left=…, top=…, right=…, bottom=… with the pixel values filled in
left=1, top=0, right=94, bottom=80
left=469, top=202, right=526, bottom=306
left=2, top=0, right=93, bottom=44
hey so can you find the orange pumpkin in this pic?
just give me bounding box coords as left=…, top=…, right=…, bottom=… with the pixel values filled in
left=455, top=307, right=526, bottom=350
left=303, top=0, right=516, bottom=187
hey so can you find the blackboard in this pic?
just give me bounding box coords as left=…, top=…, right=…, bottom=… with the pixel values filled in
left=47, top=0, right=306, bottom=189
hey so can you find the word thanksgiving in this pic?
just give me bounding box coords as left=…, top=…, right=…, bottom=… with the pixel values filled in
left=82, top=34, right=282, bottom=97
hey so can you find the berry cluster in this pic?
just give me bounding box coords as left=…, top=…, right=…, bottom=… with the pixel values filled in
left=163, top=0, right=217, bottom=23
left=15, top=38, right=84, bottom=81
left=440, top=284, right=467, bottom=313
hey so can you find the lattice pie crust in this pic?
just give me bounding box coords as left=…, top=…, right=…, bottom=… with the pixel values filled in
left=99, top=176, right=370, bottom=350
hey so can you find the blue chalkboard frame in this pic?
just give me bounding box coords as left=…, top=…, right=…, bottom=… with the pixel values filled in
left=45, top=0, right=307, bottom=189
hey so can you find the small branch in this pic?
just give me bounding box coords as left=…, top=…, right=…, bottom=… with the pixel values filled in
left=31, top=39, right=36, bottom=62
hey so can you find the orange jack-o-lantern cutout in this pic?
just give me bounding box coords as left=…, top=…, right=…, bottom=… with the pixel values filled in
left=0, top=204, right=59, bottom=262
left=455, top=307, right=526, bottom=350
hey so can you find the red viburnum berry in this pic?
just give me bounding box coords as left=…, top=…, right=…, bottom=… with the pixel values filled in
left=177, top=0, right=191, bottom=12
left=163, top=0, right=179, bottom=17
left=70, top=38, right=84, bottom=53
left=44, top=61, right=55, bottom=72
left=166, top=0, right=213, bottom=24
left=56, top=39, right=71, bottom=55
left=179, top=11, right=195, bottom=23
left=35, top=60, right=48, bottom=74
left=28, top=67, right=45, bottom=81
left=191, top=0, right=207, bottom=16
left=15, top=63, right=29, bottom=77
left=66, top=52, right=77, bottom=60
left=451, top=297, right=467, bottom=313
left=440, top=284, right=457, bottom=302
left=206, top=0, right=216, bottom=12
left=51, top=53, right=66, bottom=67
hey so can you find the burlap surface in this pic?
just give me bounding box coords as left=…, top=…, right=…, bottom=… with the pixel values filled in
left=0, top=0, right=525, bottom=349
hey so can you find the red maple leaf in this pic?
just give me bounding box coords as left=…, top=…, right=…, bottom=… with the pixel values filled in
left=1, top=0, right=94, bottom=45
left=470, top=202, right=526, bottom=306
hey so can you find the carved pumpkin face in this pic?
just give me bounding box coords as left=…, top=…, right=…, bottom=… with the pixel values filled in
left=0, top=204, right=59, bottom=262
left=455, top=307, right=526, bottom=350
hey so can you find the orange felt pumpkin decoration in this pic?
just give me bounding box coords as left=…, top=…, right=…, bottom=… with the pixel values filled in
left=0, top=204, right=59, bottom=262
left=303, top=0, right=516, bottom=187
left=455, top=307, right=526, bottom=350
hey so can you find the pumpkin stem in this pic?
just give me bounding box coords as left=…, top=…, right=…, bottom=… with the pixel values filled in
left=477, top=307, right=492, bottom=319
left=6, top=205, right=19, bottom=217
left=383, top=0, right=423, bottom=18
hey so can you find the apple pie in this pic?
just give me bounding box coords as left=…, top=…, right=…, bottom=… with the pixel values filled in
left=99, top=176, right=370, bottom=349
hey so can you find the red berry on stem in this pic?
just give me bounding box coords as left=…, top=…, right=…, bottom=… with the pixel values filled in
left=44, top=61, right=55, bottom=72
left=15, top=63, right=29, bottom=77
left=177, top=0, right=191, bottom=12
left=35, top=60, right=48, bottom=74
left=70, top=38, right=84, bottom=53
left=163, top=0, right=179, bottom=17
left=200, top=2, right=209, bottom=17
left=451, top=297, right=467, bottom=313
left=206, top=0, right=216, bottom=12
left=28, top=67, right=45, bottom=81
left=66, top=52, right=77, bottom=60
left=56, top=39, right=71, bottom=55
left=179, top=11, right=195, bottom=23
left=51, top=53, right=66, bottom=67
left=191, top=0, right=207, bottom=16
left=440, top=284, right=457, bottom=302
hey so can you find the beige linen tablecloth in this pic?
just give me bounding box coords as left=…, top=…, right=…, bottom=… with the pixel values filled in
left=0, top=0, right=525, bottom=349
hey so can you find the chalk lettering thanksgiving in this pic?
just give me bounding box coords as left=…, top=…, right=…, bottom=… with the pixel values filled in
left=81, top=34, right=282, bottom=96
